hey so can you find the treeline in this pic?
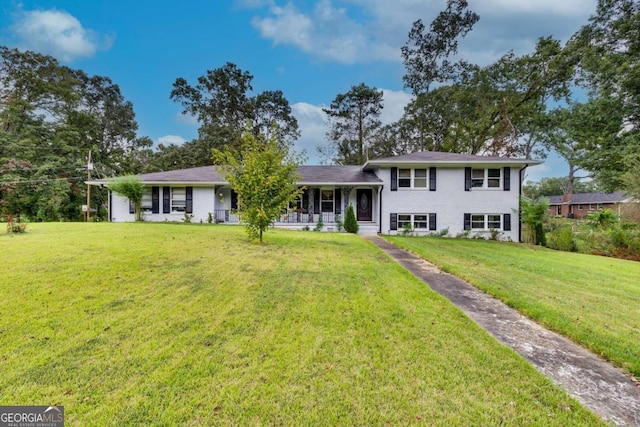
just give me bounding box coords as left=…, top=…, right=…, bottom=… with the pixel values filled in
left=2, top=0, right=639, bottom=221
left=0, top=47, right=303, bottom=220
left=0, top=46, right=151, bottom=220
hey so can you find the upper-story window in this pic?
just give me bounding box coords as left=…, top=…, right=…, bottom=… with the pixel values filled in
left=472, top=168, right=501, bottom=189
left=398, top=168, right=428, bottom=188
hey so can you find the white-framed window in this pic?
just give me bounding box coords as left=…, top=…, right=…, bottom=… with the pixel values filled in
left=578, top=204, right=583, bottom=210
left=172, top=187, right=186, bottom=212
left=597, top=203, right=603, bottom=209
left=471, top=214, right=503, bottom=230
left=589, top=203, right=596, bottom=210
left=398, top=169, right=411, bottom=187
left=471, top=168, right=501, bottom=189
left=398, top=213, right=429, bottom=229
left=398, top=168, right=428, bottom=188
left=141, top=188, right=153, bottom=212
left=321, top=189, right=334, bottom=213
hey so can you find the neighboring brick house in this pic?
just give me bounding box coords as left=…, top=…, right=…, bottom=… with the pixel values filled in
left=547, top=192, right=631, bottom=219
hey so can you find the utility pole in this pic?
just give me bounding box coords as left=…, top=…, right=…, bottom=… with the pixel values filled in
left=86, top=150, right=92, bottom=222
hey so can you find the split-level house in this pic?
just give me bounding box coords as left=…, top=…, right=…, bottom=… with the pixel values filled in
left=89, top=151, right=541, bottom=241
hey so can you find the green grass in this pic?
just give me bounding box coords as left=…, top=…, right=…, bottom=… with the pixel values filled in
left=386, top=235, right=640, bottom=379
left=1, top=223, right=601, bottom=426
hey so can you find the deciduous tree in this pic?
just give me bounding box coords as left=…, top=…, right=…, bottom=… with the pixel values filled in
left=401, top=0, right=479, bottom=95
left=108, top=175, right=145, bottom=221
left=213, top=126, right=303, bottom=243
left=170, top=63, right=299, bottom=160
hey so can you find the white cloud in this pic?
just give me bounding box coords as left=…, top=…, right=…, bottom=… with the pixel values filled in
left=11, top=8, right=112, bottom=62
left=156, top=135, right=187, bottom=146
left=473, top=0, right=593, bottom=16
left=291, top=102, right=328, bottom=163
left=251, top=0, right=398, bottom=64
left=525, top=153, right=569, bottom=182
left=251, top=3, right=314, bottom=51
left=380, top=89, right=413, bottom=125
left=248, top=0, right=596, bottom=65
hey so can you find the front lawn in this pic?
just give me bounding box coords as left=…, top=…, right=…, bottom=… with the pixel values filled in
left=386, top=235, right=640, bottom=379
left=1, top=224, right=601, bottom=425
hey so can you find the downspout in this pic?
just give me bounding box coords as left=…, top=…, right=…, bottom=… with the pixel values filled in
left=100, top=184, right=112, bottom=222
left=378, top=185, right=383, bottom=234
left=518, top=165, right=528, bottom=243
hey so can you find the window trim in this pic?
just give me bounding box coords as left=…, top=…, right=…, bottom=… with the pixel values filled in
left=140, top=187, right=153, bottom=212
left=470, top=168, right=502, bottom=190
left=397, top=213, right=430, bottom=230
left=171, top=187, right=186, bottom=213
left=469, top=213, right=505, bottom=231
left=320, top=188, right=334, bottom=213
left=397, top=168, right=429, bottom=189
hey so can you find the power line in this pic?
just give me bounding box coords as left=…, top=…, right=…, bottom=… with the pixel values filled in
left=0, top=176, right=84, bottom=185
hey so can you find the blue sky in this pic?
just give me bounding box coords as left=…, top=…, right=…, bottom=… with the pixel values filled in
left=0, top=0, right=597, bottom=181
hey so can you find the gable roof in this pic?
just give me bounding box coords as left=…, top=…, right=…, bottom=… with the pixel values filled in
left=547, top=192, right=629, bottom=205
left=89, top=165, right=382, bottom=186
left=363, top=151, right=541, bottom=169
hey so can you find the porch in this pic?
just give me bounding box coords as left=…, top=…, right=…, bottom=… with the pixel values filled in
left=212, top=183, right=380, bottom=233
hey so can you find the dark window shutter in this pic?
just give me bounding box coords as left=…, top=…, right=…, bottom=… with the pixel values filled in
left=390, top=167, right=398, bottom=191
left=302, top=189, right=309, bottom=211
left=163, top=187, right=170, bottom=213
left=390, top=213, right=398, bottom=231
left=429, top=213, right=436, bottom=231
left=152, top=186, right=159, bottom=214
left=186, top=186, right=193, bottom=214
left=313, top=189, right=320, bottom=212
left=503, top=213, right=511, bottom=231
left=129, top=200, right=134, bottom=214
left=465, top=167, right=472, bottom=191
left=429, top=167, right=437, bottom=191
left=503, top=167, right=511, bottom=191
left=464, top=213, right=471, bottom=230
left=335, top=188, right=342, bottom=214
left=231, top=190, right=238, bottom=210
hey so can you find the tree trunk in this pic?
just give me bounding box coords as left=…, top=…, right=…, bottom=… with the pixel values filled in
left=567, top=163, right=576, bottom=196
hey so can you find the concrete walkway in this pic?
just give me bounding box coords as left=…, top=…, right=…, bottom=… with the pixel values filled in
left=366, top=236, right=640, bottom=426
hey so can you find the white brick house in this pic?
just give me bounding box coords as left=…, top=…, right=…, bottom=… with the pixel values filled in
left=90, top=151, right=540, bottom=241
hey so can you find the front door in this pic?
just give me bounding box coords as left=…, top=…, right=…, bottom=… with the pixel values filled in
left=356, top=189, right=372, bottom=221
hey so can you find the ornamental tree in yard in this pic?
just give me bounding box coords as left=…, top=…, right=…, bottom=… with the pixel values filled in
left=108, top=176, right=145, bottom=221
left=213, top=127, right=303, bottom=243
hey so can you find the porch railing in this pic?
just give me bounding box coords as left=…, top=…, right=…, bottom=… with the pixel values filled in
left=213, top=209, right=240, bottom=224
left=213, top=210, right=341, bottom=225
left=277, top=212, right=339, bottom=224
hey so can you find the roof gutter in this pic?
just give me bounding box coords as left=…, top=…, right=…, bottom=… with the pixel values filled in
left=518, top=164, right=528, bottom=243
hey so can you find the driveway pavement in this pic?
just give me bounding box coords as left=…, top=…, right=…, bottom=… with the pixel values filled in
left=366, top=236, right=640, bottom=426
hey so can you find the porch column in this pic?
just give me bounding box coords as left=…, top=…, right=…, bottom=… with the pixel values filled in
left=308, top=187, right=315, bottom=222
left=213, top=185, right=218, bottom=215
left=342, top=187, right=352, bottom=214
